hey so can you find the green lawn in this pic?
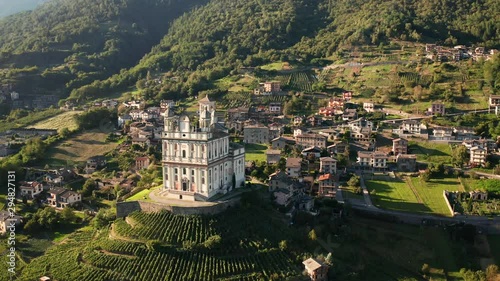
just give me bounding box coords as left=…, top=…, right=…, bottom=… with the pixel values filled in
left=244, top=143, right=268, bottom=163
left=126, top=188, right=154, bottom=202
left=408, top=141, right=453, bottom=164
left=260, top=61, right=286, bottom=71
left=366, top=177, right=429, bottom=213
left=409, top=177, right=463, bottom=216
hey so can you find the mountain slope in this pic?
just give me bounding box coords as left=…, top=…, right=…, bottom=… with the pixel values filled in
left=0, top=0, right=207, bottom=97
left=68, top=0, right=499, bottom=102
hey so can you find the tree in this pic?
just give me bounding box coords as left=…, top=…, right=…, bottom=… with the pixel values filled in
left=92, top=209, right=115, bottom=229
left=279, top=240, right=288, bottom=251
left=308, top=229, right=317, bottom=241
left=82, top=179, right=97, bottom=197
left=347, top=175, right=360, bottom=188
left=486, top=264, right=499, bottom=280
left=204, top=235, right=222, bottom=250
left=452, top=145, right=469, bottom=167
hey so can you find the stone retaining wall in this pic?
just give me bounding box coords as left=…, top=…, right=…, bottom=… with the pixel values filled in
left=116, top=199, right=240, bottom=217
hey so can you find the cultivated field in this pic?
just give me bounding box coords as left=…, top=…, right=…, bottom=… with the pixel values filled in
left=366, top=177, right=428, bottom=213
left=409, top=176, right=463, bottom=216
left=42, top=130, right=118, bottom=167
left=27, top=110, right=82, bottom=131
left=408, top=141, right=453, bottom=164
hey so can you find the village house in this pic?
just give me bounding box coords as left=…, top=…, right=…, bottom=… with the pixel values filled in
left=293, top=127, right=309, bottom=137
left=453, top=127, right=477, bottom=140
left=266, top=149, right=281, bottom=165
left=47, top=187, right=82, bottom=209
left=293, top=116, right=305, bottom=126
left=319, top=157, right=337, bottom=174
left=303, top=258, right=329, bottom=281
left=118, top=114, right=132, bottom=128
left=342, top=108, right=358, bottom=121
left=271, top=136, right=296, bottom=149
left=243, top=124, right=270, bottom=144
left=286, top=157, right=302, bottom=177
left=132, top=137, right=151, bottom=148
left=296, top=133, right=327, bottom=148
left=268, top=122, right=284, bottom=140
left=227, top=107, right=249, bottom=121
left=318, top=128, right=339, bottom=140
left=84, top=155, right=107, bottom=174
left=363, top=102, right=375, bottom=112
left=394, top=120, right=427, bottom=136
left=327, top=141, right=348, bottom=155
left=307, top=115, right=322, bottom=126
left=19, top=181, right=43, bottom=199
left=357, top=151, right=388, bottom=169
left=301, top=146, right=322, bottom=158
left=489, top=95, right=500, bottom=108
left=263, top=81, right=281, bottom=93
left=0, top=211, right=22, bottom=235
left=328, top=97, right=344, bottom=109
left=268, top=103, right=282, bottom=115
left=318, top=173, right=336, bottom=196
left=428, top=103, right=445, bottom=115
left=160, top=100, right=176, bottom=109
left=343, top=91, right=353, bottom=100
left=392, top=138, right=408, bottom=155
left=296, top=195, right=315, bottom=211
left=273, top=182, right=304, bottom=207
left=462, top=139, right=497, bottom=153
left=396, top=154, right=417, bottom=172
left=431, top=126, right=455, bottom=140
left=318, top=106, right=335, bottom=117
left=470, top=146, right=487, bottom=166
left=135, top=156, right=150, bottom=170
left=268, top=171, right=292, bottom=192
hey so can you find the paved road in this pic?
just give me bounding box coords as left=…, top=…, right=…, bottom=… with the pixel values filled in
left=380, top=109, right=491, bottom=123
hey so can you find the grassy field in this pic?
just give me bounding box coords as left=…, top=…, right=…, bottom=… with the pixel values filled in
left=27, top=110, right=82, bottom=131
left=260, top=61, right=286, bottom=71
left=0, top=108, right=61, bottom=133
left=366, top=177, right=429, bottom=213
left=409, top=176, right=463, bottom=216
left=408, top=141, right=453, bottom=164
left=41, top=130, right=118, bottom=167
left=244, top=143, right=268, bottom=163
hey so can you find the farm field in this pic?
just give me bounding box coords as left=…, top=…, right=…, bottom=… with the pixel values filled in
left=27, top=110, right=82, bottom=131
left=408, top=141, right=453, bottom=164
left=42, top=130, right=118, bottom=167
left=409, top=176, right=463, bottom=216
left=244, top=143, right=268, bottom=163
left=0, top=108, right=61, bottom=133
left=366, top=177, right=429, bottom=213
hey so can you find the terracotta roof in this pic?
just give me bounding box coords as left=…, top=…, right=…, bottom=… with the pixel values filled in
left=318, top=174, right=332, bottom=181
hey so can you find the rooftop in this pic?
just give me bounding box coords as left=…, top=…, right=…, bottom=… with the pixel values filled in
left=286, top=157, right=302, bottom=168
left=303, top=258, right=325, bottom=271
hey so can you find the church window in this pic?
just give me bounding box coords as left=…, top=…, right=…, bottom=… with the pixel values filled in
left=182, top=150, right=186, bottom=158
left=191, top=170, right=195, bottom=176
left=183, top=168, right=187, bottom=175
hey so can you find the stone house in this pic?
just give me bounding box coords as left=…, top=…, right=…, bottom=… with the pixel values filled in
left=303, top=258, right=329, bottom=281
left=301, top=146, right=322, bottom=158
left=296, top=133, right=327, bottom=148
left=268, top=171, right=292, bottom=192
left=266, top=149, right=281, bottom=165
left=327, top=141, right=348, bottom=155
left=392, top=138, right=408, bottom=155
left=135, top=156, right=150, bottom=170
left=396, top=154, right=417, bottom=172
left=428, top=103, right=445, bottom=115
left=469, top=190, right=488, bottom=201
left=243, top=124, right=269, bottom=144
left=286, top=157, right=302, bottom=177
left=271, top=136, right=295, bottom=149
left=84, top=156, right=107, bottom=174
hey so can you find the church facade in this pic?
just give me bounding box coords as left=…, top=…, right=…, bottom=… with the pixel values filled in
left=161, top=96, right=245, bottom=201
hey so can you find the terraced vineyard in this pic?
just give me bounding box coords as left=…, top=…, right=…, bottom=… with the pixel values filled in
left=16, top=207, right=304, bottom=281
left=276, top=71, right=317, bottom=92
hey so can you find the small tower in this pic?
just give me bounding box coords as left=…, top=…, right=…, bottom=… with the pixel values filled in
left=199, top=108, right=212, bottom=131
left=199, top=95, right=215, bottom=114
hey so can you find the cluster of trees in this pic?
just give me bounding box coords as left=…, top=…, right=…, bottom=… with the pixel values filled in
left=24, top=207, right=78, bottom=233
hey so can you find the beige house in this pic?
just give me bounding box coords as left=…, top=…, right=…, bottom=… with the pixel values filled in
left=303, top=258, right=329, bottom=281
left=286, top=157, right=302, bottom=177
left=296, top=133, right=327, bottom=148
left=392, top=138, right=408, bottom=155
left=470, top=146, right=487, bottom=166
left=47, top=188, right=82, bottom=209
left=489, top=95, right=500, bottom=108
left=243, top=124, right=269, bottom=144
left=357, top=151, right=388, bottom=169
left=363, top=102, right=375, bottom=112
left=266, top=149, right=281, bottom=165
left=263, top=81, right=281, bottom=93
left=319, top=157, right=337, bottom=174
left=19, top=181, right=43, bottom=199
left=271, top=136, right=295, bottom=149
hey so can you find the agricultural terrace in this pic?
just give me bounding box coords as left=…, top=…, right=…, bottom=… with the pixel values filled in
left=42, top=130, right=118, bottom=167
left=366, top=175, right=464, bottom=216
left=275, top=71, right=317, bottom=92
left=244, top=143, right=268, bottom=163
left=27, top=110, right=82, bottom=131
left=17, top=207, right=304, bottom=281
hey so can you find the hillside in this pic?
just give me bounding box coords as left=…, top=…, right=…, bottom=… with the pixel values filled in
left=0, top=0, right=207, bottom=98
left=68, top=0, right=500, bottom=103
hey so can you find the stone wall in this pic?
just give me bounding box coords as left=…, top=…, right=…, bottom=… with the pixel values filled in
left=116, top=199, right=240, bottom=217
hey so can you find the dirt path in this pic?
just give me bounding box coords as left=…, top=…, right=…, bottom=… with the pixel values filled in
left=405, top=177, right=424, bottom=204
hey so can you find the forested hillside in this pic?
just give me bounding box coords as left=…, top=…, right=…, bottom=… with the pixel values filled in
left=0, top=0, right=206, bottom=97
left=66, top=0, right=500, bottom=103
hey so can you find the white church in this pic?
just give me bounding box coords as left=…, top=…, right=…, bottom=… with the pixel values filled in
left=161, top=96, right=245, bottom=201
